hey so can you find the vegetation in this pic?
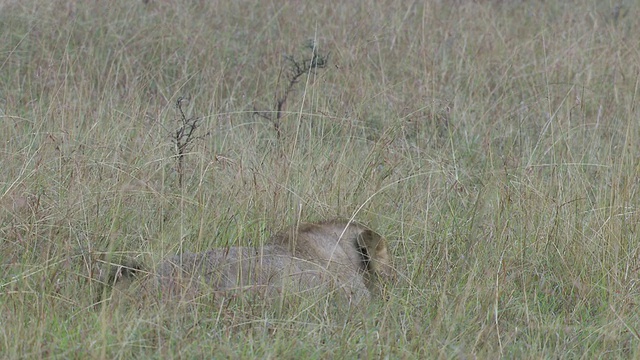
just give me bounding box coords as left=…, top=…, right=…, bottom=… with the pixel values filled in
left=1, top=0, right=639, bottom=358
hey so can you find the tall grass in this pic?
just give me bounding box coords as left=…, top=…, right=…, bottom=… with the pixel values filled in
left=1, top=0, right=640, bottom=358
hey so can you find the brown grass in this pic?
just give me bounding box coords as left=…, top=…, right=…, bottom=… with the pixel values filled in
left=1, top=0, right=640, bottom=358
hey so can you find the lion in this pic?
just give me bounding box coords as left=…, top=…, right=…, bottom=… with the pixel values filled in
left=98, top=219, right=394, bottom=307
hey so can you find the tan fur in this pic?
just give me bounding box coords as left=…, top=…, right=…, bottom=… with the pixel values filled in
left=104, top=220, right=394, bottom=306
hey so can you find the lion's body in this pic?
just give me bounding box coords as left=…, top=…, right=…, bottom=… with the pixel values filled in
left=104, top=220, right=393, bottom=306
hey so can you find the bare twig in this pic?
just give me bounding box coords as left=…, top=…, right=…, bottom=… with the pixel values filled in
left=254, top=41, right=330, bottom=139
left=172, top=97, right=209, bottom=187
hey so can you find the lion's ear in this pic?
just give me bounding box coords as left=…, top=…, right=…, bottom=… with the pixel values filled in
left=356, top=230, right=389, bottom=272
left=358, top=230, right=396, bottom=283
left=357, top=230, right=382, bottom=252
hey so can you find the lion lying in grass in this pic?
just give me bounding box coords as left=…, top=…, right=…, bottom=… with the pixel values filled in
left=99, top=220, right=394, bottom=306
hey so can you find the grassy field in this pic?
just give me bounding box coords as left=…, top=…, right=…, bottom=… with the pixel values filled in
left=1, top=0, right=640, bottom=358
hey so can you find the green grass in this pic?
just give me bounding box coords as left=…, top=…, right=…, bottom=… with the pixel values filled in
left=2, top=0, right=640, bottom=358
